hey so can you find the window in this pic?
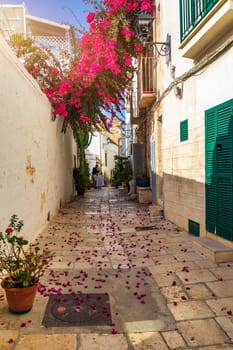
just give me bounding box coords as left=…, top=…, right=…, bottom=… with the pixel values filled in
left=180, top=0, right=219, bottom=42
left=179, top=0, right=233, bottom=59
left=180, top=119, right=188, bottom=142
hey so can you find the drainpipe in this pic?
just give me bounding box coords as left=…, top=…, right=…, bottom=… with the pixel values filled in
left=22, top=2, right=27, bottom=39
left=99, top=133, right=102, bottom=167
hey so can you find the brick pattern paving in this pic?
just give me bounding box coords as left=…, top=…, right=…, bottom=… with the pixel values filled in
left=0, top=188, right=233, bottom=349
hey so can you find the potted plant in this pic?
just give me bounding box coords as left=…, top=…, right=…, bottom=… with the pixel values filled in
left=0, top=214, right=52, bottom=314
left=111, top=156, right=133, bottom=189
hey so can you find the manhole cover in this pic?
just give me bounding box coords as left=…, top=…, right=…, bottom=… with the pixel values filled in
left=135, top=225, right=157, bottom=231
left=42, top=293, right=112, bottom=327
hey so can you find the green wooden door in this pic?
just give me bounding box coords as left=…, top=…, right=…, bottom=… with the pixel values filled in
left=205, top=99, right=233, bottom=241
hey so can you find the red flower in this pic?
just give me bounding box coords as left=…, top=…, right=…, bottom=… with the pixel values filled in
left=5, top=227, right=13, bottom=234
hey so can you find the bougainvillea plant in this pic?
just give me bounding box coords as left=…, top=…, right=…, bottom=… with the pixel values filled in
left=11, top=0, right=154, bottom=133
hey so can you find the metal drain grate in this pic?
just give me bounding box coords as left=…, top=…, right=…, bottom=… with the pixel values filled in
left=135, top=225, right=157, bottom=231
left=42, top=293, right=112, bottom=327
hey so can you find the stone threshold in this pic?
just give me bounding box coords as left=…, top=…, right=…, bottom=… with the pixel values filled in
left=193, top=236, right=233, bottom=263
left=149, top=204, right=163, bottom=218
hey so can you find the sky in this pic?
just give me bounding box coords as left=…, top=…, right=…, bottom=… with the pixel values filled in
left=0, top=0, right=94, bottom=28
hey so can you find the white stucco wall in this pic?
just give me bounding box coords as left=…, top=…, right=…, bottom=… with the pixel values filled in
left=0, top=35, right=75, bottom=240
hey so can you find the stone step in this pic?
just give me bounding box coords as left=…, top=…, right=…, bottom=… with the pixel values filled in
left=193, top=236, right=233, bottom=263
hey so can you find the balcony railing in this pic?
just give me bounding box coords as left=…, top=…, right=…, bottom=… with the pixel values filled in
left=137, top=56, right=156, bottom=108
left=180, top=0, right=220, bottom=42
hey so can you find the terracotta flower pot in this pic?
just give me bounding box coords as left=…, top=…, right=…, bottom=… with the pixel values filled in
left=1, top=281, right=37, bottom=314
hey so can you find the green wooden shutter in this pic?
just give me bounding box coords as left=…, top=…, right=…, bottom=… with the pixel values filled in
left=180, top=119, right=188, bottom=142
left=205, top=99, right=233, bottom=241
left=205, top=109, right=217, bottom=234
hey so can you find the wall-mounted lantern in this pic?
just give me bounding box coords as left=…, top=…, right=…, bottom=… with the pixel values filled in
left=136, top=12, right=171, bottom=60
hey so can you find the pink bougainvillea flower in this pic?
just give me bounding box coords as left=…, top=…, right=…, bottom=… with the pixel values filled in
left=68, top=99, right=77, bottom=105
left=124, top=57, right=132, bottom=66
left=141, top=0, right=154, bottom=12
left=121, top=27, right=135, bottom=38
left=58, top=81, right=73, bottom=96
left=53, top=104, right=68, bottom=118
left=126, top=2, right=139, bottom=12
left=108, top=322, right=116, bottom=327
left=86, top=12, right=95, bottom=23
left=111, top=328, right=118, bottom=334
left=80, top=115, right=90, bottom=123
left=43, top=87, right=55, bottom=98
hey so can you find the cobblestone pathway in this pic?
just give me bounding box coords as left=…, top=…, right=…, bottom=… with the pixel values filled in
left=0, top=187, right=233, bottom=349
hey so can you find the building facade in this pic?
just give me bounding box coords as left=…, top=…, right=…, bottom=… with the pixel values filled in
left=131, top=0, right=233, bottom=249
left=0, top=3, right=71, bottom=54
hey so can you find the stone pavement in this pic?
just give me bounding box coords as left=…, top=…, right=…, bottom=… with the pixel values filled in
left=0, top=187, right=233, bottom=350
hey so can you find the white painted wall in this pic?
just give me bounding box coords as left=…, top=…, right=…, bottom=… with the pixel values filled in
left=0, top=35, right=75, bottom=240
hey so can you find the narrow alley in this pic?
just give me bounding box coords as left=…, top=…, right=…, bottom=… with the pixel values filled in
left=0, top=187, right=233, bottom=349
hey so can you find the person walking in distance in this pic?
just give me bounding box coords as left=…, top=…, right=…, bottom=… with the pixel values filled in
left=92, top=164, right=99, bottom=188
left=96, top=171, right=104, bottom=189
